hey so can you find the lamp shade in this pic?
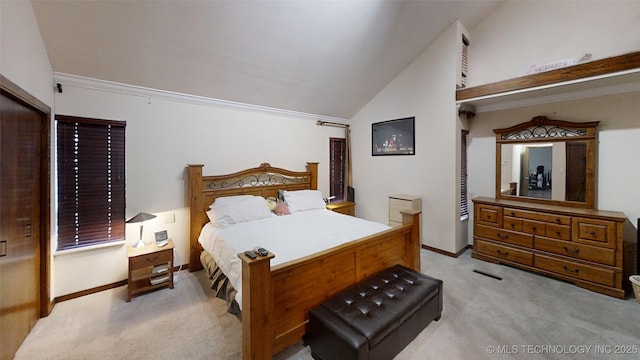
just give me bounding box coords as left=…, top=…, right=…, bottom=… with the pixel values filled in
left=126, top=212, right=156, bottom=223
left=126, top=212, right=157, bottom=248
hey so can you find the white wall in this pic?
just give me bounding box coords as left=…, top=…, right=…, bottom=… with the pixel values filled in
left=467, top=1, right=640, bottom=242
left=350, top=21, right=467, bottom=254
left=52, top=82, right=345, bottom=296
left=468, top=1, right=640, bottom=86
left=0, top=0, right=53, bottom=105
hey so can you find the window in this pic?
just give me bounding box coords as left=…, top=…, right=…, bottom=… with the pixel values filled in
left=458, top=34, right=470, bottom=89
left=329, top=137, right=346, bottom=200
left=56, top=115, right=126, bottom=250
left=460, top=129, right=469, bottom=220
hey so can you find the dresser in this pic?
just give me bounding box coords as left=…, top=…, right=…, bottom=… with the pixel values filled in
left=472, top=197, right=633, bottom=299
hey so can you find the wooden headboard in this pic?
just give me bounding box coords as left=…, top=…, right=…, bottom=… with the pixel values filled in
left=187, top=162, right=318, bottom=271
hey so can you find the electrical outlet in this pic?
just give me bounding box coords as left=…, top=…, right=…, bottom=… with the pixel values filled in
left=164, top=213, right=175, bottom=224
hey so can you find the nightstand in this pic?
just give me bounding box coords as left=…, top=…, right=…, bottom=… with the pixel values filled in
left=127, top=239, right=174, bottom=302
left=326, top=201, right=355, bottom=216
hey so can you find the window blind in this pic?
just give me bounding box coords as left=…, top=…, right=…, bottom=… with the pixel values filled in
left=56, top=115, right=126, bottom=250
left=460, top=129, right=469, bottom=220
left=329, top=137, right=346, bottom=201
left=460, top=34, right=470, bottom=88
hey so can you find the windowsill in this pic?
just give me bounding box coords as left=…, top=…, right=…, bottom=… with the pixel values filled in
left=54, top=240, right=126, bottom=256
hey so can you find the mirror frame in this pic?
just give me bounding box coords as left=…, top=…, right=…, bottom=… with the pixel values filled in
left=494, top=116, right=599, bottom=209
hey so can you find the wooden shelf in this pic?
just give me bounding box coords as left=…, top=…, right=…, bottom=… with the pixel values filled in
left=456, top=51, right=640, bottom=113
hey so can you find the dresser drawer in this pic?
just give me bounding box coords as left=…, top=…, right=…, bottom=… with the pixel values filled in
left=475, top=224, right=533, bottom=248
left=476, top=239, right=533, bottom=266
left=522, top=219, right=545, bottom=236
left=572, top=217, right=617, bottom=248
left=503, top=216, right=523, bottom=231
left=534, top=236, right=616, bottom=266
left=475, top=204, right=502, bottom=227
left=545, top=223, right=571, bottom=241
left=129, top=249, right=172, bottom=268
left=535, top=254, right=615, bottom=287
left=503, top=208, right=570, bottom=225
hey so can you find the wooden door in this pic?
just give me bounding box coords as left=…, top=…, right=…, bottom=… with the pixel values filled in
left=0, top=91, right=42, bottom=360
left=566, top=142, right=587, bottom=202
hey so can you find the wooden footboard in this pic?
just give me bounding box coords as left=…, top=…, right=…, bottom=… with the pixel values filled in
left=238, top=210, right=421, bottom=359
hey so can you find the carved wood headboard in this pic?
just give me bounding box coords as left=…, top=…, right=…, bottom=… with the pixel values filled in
left=186, top=162, right=318, bottom=271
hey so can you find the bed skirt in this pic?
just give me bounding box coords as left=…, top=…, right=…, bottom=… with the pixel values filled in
left=200, top=250, right=241, bottom=315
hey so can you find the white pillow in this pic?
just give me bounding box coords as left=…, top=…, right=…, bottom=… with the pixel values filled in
left=207, top=196, right=271, bottom=227
left=283, top=190, right=326, bottom=212
left=209, top=195, right=255, bottom=209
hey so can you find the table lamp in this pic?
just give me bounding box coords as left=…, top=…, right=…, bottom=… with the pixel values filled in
left=126, top=212, right=157, bottom=248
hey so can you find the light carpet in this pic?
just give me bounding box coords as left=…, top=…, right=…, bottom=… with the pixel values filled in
left=16, top=249, right=640, bottom=360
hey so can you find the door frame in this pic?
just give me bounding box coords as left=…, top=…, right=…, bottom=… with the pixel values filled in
left=1, top=74, right=52, bottom=317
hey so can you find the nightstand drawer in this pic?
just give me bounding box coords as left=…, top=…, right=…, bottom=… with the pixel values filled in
left=130, top=249, right=172, bottom=268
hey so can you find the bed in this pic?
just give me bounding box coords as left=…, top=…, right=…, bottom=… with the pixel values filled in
left=187, top=162, right=421, bottom=359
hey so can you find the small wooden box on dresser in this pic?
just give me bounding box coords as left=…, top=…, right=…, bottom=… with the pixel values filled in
left=127, top=240, right=175, bottom=302
left=472, top=197, right=633, bottom=299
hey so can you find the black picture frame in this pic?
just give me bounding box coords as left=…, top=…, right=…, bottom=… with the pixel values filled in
left=372, top=117, right=415, bottom=156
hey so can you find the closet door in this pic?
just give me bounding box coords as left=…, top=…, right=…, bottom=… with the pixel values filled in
left=0, top=91, right=42, bottom=360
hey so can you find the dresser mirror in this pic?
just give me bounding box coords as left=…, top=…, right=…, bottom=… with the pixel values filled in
left=494, top=116, right=599, bottom=209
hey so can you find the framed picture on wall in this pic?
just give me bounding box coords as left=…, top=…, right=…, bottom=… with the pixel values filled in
left=371, top=117, right=415, bottom=156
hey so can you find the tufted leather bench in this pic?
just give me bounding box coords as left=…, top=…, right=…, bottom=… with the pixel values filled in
left=307, top=264, right=442, bottom=360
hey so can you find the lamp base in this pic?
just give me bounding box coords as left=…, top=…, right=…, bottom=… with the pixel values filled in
left=134, top=239, right=146, bottom=248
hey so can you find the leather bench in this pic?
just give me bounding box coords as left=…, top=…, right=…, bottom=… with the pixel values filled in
left=307, top=264, right=443, bottom=360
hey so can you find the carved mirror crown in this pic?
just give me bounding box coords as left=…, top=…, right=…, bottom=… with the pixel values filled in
left=494, top=116, right=599, bottom=209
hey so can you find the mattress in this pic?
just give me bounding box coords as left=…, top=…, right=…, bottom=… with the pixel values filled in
left=198, top=209, right=391, bottom=309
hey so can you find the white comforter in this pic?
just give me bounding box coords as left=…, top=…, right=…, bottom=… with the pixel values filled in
left=198, top=209, right=390, bottom=309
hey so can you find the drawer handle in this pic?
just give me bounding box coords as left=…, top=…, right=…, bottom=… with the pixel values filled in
left=562, top=265, right=579, bottom=274
left=496, top=249, right=509, bottom=256
left=589, top=231, right=596, bottom=236
left=510, top=211, right=515, bottom=216
left=510, top=224, right=515, bottom=229
left=146, top=256, right=159, bottom=263
left=562, top=246, right=580, bottom=254
left=555, top=231, right=561, bottom=236
left=555, top=218, right=562, bottom=223
left=497, top=233, right=509, bottom=240
left=532, top=226, right=537, bottom=231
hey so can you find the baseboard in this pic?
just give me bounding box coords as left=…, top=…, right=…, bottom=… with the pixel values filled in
left=54, top=264, right=187, bottom=303
left=421, top=244, right=472, bottom=258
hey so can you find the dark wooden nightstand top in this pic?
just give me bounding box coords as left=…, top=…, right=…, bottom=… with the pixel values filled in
left=326, top=201, right=355, bottom=216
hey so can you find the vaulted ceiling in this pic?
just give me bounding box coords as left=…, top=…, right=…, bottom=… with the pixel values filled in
left=32, top=0, right=502, bottom=120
